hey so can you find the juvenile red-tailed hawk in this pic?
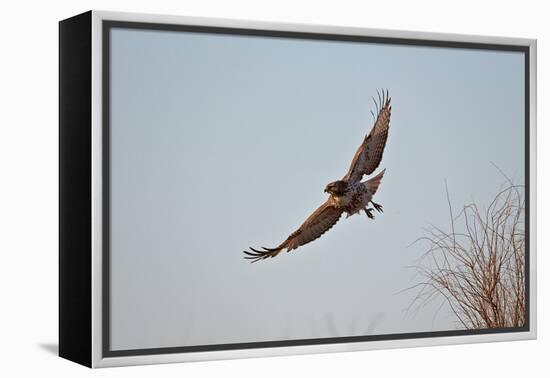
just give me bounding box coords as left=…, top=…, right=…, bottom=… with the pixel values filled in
left=244, top=90, right=392, bottom=262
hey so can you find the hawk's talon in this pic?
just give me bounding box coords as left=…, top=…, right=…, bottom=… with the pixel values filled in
left=371, top=201, right=383, bottom=213
left=364, top=208, right=375, bottom=219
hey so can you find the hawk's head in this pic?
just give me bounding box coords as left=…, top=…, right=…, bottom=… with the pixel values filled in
left=324, top=180, right=347, bottom=196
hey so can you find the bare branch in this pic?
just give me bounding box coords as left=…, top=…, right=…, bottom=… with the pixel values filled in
left=405, top=175, right=525, bottom=329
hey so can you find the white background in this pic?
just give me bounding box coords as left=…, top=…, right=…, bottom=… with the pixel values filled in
left=0, top=0, right=546, bottom=377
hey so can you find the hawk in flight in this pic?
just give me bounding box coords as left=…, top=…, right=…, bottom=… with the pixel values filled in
left=244, top=90, right=392, bottom=263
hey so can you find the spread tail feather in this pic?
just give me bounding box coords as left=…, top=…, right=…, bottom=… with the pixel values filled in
left=365, top=169, right=385, bottom=195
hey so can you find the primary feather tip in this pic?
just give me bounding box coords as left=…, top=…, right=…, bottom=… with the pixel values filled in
left=243, top=246, right=282, bottom=263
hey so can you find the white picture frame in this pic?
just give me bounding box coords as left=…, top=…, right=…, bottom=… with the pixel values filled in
left=59, top=10, right=537, bottom=368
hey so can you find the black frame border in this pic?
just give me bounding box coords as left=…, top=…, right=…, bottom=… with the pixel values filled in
left=59, top=11, right=93, bottom=367
left=102, top=20, right=531, bottom=358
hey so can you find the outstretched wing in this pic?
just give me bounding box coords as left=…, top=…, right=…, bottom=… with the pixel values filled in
left=243, top=200, right=343, bottom=263
left=343, top=90, right=392, bottom=184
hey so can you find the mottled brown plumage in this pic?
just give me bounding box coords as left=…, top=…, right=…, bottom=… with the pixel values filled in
left=244, top=90, right=392, bottom=263
left=243, top=201, right=343, bottom=261
left=343, top=92, right=391, bottom=184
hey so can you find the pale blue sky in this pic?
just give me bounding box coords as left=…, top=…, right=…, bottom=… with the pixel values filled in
left=109, top=27, right=525, bottom=350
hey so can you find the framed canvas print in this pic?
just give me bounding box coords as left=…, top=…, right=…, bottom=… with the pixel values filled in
left=59, top=10, right=537, bottom=368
